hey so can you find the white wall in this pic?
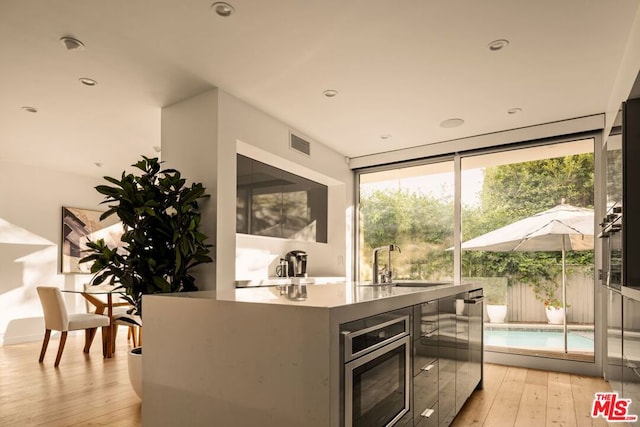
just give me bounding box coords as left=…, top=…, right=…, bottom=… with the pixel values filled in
left=161, top=89, right=219, bottom=292
left=216, top=90, right=354, bottom=298
left=0, top=161, right=104, bottom=345
left=162, top=89, right=354, bottom=298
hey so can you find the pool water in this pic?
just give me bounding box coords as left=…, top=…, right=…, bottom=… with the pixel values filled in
left=484, top=328, right=594, bottom=352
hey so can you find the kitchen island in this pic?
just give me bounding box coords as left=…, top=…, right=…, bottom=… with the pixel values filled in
left=142, top=282, right=482, bottom=427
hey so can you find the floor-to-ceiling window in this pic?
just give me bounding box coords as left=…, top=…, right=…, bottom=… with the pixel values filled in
left=358, top=159, right=454, bottom=283
left=356, top=137, right=597, bottom=365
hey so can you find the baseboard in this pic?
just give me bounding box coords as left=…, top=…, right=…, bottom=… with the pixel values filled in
left=1, top=330, right=82, bottom=347
left=1, top=333, right=42, bottom=346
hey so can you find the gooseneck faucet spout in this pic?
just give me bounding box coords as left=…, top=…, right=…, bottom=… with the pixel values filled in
left=372, top=244, right=401, bottom=284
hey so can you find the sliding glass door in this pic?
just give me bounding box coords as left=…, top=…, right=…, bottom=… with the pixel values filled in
left=461, top=139, right=595, bottom=361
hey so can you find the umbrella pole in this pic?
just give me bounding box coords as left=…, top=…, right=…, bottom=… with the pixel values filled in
left=562, top=237, right=567, bottom=353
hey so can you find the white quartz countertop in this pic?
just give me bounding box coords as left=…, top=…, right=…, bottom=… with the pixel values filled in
left=166, top=281, right=483, bottom=324
left=229, top=281, right=479, bottom=309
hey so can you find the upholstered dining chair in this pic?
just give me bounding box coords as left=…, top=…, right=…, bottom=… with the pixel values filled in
left=111, top=312, right=142, bottom=350
left=36, top=286, right=110, bottom=367
left=82, top=283, right=140, bottom=347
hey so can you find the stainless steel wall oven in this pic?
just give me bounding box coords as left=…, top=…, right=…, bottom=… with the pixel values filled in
left=601, top=206, right=622, bottom=290
left=341, top=308, right=412, bottom=427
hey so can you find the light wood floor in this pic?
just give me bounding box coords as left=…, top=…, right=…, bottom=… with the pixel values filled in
left=453, top=363, right=615, bottom=427
left=0, top=334, right=616, bottom=426
left=0, top=332, right=141, bottom=426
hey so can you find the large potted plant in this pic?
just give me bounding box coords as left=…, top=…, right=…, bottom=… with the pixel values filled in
left=80, top=156, right=213, bottom=397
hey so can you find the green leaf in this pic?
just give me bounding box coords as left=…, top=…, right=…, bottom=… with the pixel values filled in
left=80, top=155, right=213, bottom=319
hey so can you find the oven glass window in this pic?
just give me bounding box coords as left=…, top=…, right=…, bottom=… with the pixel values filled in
left=351, top=344, right=407, bottom=426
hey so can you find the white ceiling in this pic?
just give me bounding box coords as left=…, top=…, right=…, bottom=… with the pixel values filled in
left=1, top=0, right=640, bottom=178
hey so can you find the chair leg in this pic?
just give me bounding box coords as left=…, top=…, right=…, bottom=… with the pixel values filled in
left=101, top=326, right=109, bottom=358
left=130, top=326, right=138, bottom=347
left=39, top=329, right=51, bottom=362
left=111, top=323, right=119, bottom=354
left=54, top=331, right=68, bottom=367
left=137, top=326, right=142, bottom=347
left=84, top=328, right=97, bottom=353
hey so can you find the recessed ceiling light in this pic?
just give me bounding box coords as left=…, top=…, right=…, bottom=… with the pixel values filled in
left=211, top=2, right=234, bottom=17
left=323, top=89, right=339, bottom=98
left=153, top=145, right=162, bottom=153
left=60, top=36, right=85, bottom=51
left=79, top=77, right=97, bottom=86
left=440, top=118, right=465, bottom=128
left=488, top=39, right=509, bottom=51
left=380, top=134, right=392, bottom=140
left=94, top=162, right=103, bottom=168
left=507, top=107, right=522, bottom=115
left=21, top=106, right=38, bottom=113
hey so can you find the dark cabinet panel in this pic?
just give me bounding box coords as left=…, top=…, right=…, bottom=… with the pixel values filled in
left=467, top=289, right=484, bottom=394
left=414, top=301, right=438, bottom=376
left=438, top=295, right=457, bottom=427
left=623, top=294, right=640, bottom=403
left=623, top=98, right=640, bottom=285
left=453, top=288, right=483, bottom=413
left=414, top=301, right=438, bottom=427
left=414, top=360, right=438, bottom=421
left=607, top=288, right=623, bottom=393
left=455, top=293, right=469, bottom=414
left=412, top=291, right=484, bottom=427
left=438, top=357, right=456, bottom=427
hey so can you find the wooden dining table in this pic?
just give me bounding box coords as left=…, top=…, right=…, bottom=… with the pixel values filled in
left=62, top=285, right=130, bottom=358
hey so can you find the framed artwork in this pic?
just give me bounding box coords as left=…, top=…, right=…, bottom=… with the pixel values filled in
left=61, top=207, right=121, bottom=274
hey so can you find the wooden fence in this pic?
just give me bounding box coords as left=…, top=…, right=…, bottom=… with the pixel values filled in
left=474, top=267, right=595, bottom=324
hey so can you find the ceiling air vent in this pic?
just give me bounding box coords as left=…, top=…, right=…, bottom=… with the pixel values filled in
left=290, top=133, right=311, bottom=156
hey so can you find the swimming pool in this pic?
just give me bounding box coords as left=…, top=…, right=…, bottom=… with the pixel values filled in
left=484, top=327, right=594, bottom=352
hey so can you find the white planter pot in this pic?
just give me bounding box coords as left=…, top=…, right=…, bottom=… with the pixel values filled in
left=128, top=347, right=142, bottom=399
left=486, top=304, right=507, bottom=323
left=545, top=306, right=565, bottom=325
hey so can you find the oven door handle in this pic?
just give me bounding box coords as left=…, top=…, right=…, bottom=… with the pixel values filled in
left=343, top=315, right=410, bottom=361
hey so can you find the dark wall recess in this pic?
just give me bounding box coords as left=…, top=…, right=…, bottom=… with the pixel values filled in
left=236, top=154, right=328, bottom=243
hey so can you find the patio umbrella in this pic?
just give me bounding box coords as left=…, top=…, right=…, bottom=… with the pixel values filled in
left=460, top=204, right=594, bottom=353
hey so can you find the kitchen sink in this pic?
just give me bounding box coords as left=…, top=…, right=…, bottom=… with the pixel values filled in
left=359, top=281, right=452, bottom=288
left=392, top=281, right=452, bottom=288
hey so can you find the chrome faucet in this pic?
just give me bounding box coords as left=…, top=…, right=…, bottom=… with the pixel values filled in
left=372, top=244, right=401, bottom=284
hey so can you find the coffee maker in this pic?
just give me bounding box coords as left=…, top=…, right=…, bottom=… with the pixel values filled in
left=285, top=250, right=308, bottom=277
